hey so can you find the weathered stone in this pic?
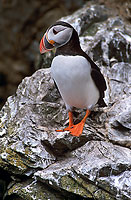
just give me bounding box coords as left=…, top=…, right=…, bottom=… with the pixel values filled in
left=35, top=141, right=131, bottom=199
left=107, top=63, right=131, bottom=102
left=0, top=66, right=131, bottom=199
left=106, top=96, right=131, bottom=148
left=61, top=4, right=109, bottom=35
left=0, top=70, right=57, bottom=176
left=0, top=1, right=131, bottom=200
left=7, top=179, right=66, bottom=200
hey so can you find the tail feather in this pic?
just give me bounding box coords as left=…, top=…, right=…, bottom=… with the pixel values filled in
left=97, top=98, right=107, bottom=107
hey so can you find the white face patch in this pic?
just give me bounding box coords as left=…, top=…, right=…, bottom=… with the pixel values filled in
left=47, top=25, right=73, bottom=47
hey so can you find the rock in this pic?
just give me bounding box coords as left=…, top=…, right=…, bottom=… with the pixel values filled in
left=7, top=179, right=66, bottom=200
left=106, top=95, right=131, bottom=148
left=108, top=63, right=131, bottom=102
left=0, top=1, right=131, bottom=200
left=35, top=141, right=131, bottom=200
left=0, top=67, right=131, bottom=199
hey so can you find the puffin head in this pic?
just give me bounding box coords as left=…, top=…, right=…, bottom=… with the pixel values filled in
left=40, top=21, right=74, bottom=54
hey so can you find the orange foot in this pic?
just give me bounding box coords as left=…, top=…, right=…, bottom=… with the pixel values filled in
left=56, top=110, right=90, bottom=137
left=56, top=124, right=74, bottom=132
left=69, top=121, right=85, bottom=136
left=56, top=122, right=84, bottom=137
left=56, top=111, right=73, bottom=132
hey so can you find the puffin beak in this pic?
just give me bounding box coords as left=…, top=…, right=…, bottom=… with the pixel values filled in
left=39, top=33, right=55, bottom=54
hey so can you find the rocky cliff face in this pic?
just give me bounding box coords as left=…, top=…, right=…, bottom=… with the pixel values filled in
left=0, top=2, right=131, bottom=200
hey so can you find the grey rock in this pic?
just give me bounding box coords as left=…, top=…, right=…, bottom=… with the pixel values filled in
left=7, top=179, right=67, bottom=200
left=0, top=2, right=131, bottom=200
left=35, top=141, right=131, bottom=200
left=0, top=69, right=57, bottom=176
left=106, top=96, right=131, bottom=148
left=61, top=4, right=109, bottom=35
left=108, top=63, right=131, bottom=101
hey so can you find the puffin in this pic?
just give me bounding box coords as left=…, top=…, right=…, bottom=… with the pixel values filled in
left=39, top=21, right=107, bottom=137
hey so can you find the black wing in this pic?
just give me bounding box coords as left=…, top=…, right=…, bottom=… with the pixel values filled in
left=91, top=68, right=107, bottom=107
left=81, top=51, right=107, bottom=107
left=54, top=80, right=61, bottom=96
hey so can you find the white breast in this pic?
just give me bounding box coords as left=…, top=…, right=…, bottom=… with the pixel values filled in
left=51, top=55, right=99, bottom=110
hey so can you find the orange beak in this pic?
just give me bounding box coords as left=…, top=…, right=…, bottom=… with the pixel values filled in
left=39, top=33, right=55, bottom=54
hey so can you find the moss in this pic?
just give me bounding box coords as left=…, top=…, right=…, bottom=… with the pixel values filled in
left=94, top=189, right=115, bottom=200
left=71, top=174, right=115, bottom=199
left=72, top=175, right=115, bottom=200
left=60, top=175, right=93, bottom=198
left=0, top=143, right=36, bottom=174
left=24, top=147, right=30, bottom=155
left=8, top=181, right=65, bottom=200
left=8, top=182, right=37, bottom=200
left=8, top=183, right=22, bottom=196
left=24, top=147, right=34, bottom=161
left=7, top=124, right=16, bottom=136
left=75, top=176, right=97, bottom=195
left=0, top=158, right=10, bottom=171
left=0, top=121, right=4, bottom=128
left=5, top=148, right=27, bottom=172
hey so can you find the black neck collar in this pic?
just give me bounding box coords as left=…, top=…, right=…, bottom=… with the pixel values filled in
left=55, top=29, right=82, bottom=56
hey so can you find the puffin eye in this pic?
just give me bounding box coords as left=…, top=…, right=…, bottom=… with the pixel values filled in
left=53, top=28, right=58, bottom=35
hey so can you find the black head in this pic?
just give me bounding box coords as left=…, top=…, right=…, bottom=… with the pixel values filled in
left=40, top=21, right=81, bottom=55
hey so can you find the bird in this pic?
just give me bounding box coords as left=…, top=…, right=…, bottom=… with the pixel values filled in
left=39, top=21, right=107, bottom=137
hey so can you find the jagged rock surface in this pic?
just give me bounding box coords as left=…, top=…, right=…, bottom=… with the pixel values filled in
left=0, top=2, right=131, bottom=200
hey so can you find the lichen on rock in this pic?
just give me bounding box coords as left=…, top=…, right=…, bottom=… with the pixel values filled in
left=0, top=1, right=131, bottom=200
